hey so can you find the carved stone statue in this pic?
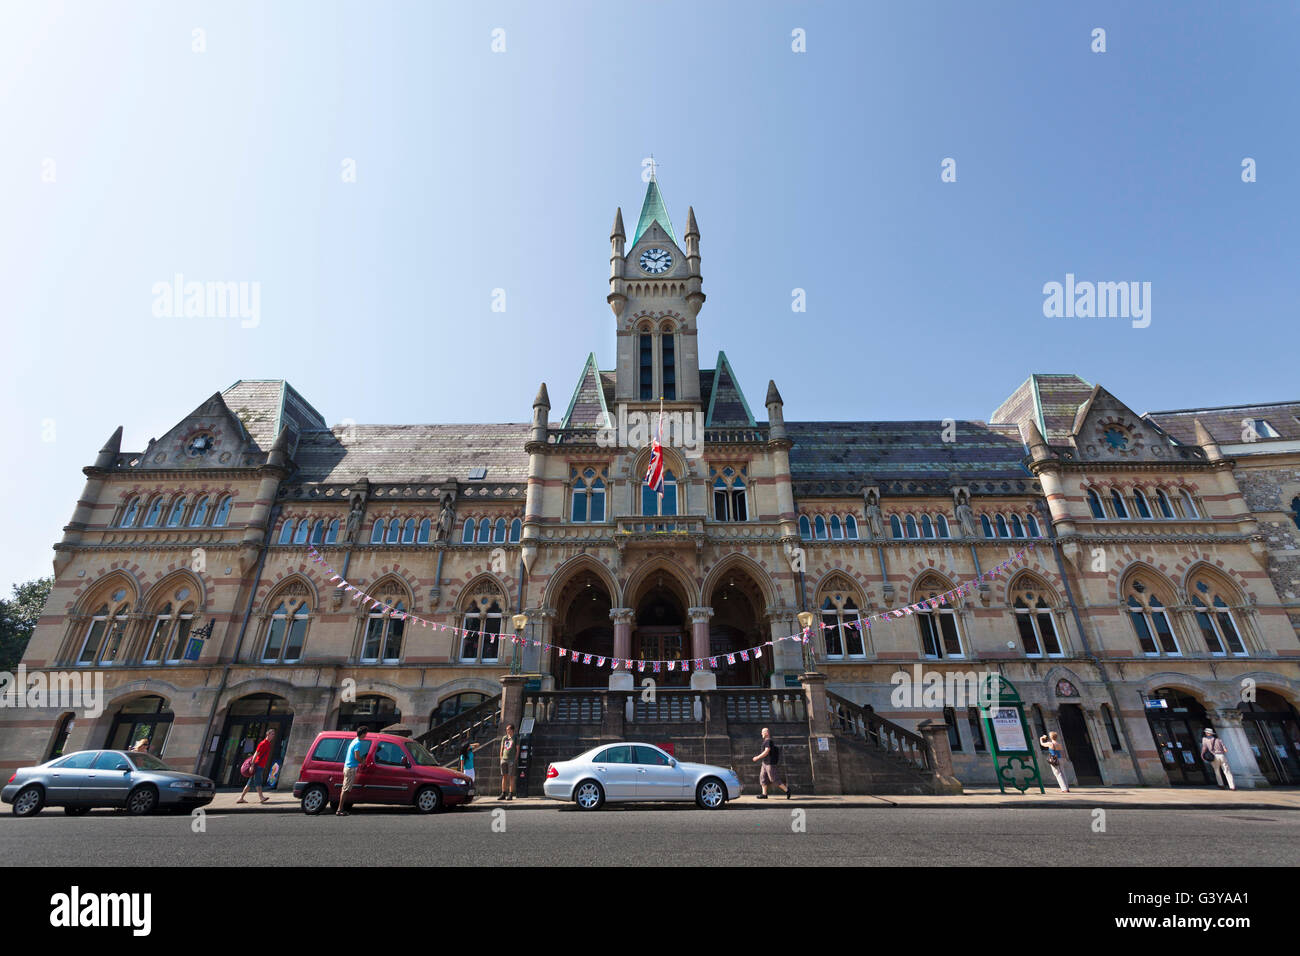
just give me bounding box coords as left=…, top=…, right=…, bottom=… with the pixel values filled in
left=954, top=489, right=976, bottom=538
left=344, top=494, right=365, bottom=544
left=863, top=488, right=884, bottom=539
left=436, top=493, right=456, bottom=541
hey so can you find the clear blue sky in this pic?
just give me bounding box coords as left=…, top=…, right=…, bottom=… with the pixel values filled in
left=2, top=1, right=1297, bottom=588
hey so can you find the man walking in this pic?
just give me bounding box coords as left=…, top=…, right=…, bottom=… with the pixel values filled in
left=752, top=727, right=791, bottom=799
left=337, top=727, right=370, bottom=816
left=1201, top=727, right=1236, bottom=790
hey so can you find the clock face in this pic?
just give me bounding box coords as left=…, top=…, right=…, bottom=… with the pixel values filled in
left=639, top=248, right=672, bottom=274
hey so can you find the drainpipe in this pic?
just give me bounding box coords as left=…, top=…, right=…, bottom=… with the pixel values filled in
left=1035, top=499, right=1143, bottom=783
left=193, top=503, right=280, bottom=776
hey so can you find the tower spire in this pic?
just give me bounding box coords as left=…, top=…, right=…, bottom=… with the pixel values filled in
left=631, top=175, right=677, bottom=247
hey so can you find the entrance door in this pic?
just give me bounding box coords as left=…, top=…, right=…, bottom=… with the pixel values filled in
left=1057, top=704, right=1102, bottom=785
left=211, top=694, right=294, bottom=788
left=635, top=629, right=687, bottom=686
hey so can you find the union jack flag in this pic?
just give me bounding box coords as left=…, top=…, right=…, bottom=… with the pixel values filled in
left=644, top=411, right=664, bottom=498
left=739, top=650, right=749, bottom=661
left=709, top=657, right=718, bottom=668
left=726, top=654, right=736, bottom=665
left=596, top=657, right=605, bottom=667
left=653, top=662, right=661, bottom=673
left=582, top=654, right=592, bottom=665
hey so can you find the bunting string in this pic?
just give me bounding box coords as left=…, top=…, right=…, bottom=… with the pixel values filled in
left=304, top=542, right=1038, bottom=672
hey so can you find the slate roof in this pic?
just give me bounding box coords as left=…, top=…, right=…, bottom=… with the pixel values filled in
left=705, top=352, right=756, bottom=427
left=221, top=380, right=327, bottom=451
left=990, top=373, right=1094, bottom=444
left=292, top=424, right=534, bottom=483
left=785, top=421, right=1031, bottom=482
left=1145, top=401, right=1300, bottom=445
left=559, top=354, right=612, bottom=428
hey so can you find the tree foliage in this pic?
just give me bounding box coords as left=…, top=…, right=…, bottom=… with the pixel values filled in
left=0, top=577, right=53, bottom=672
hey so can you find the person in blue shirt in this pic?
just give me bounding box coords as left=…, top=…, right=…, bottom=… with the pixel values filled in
left=336, top=727, right=370, bottom=816
left=458, top=742, right=478, bottom=783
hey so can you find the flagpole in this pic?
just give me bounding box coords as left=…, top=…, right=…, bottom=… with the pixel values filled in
left=657, top=394, right=664, bottom=505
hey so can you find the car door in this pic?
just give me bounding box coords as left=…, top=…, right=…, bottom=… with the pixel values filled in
left=590, top=745, right=639, bottom=800
left=633, top=745, right=687, bottom=800
left=366, top=740, right=415, bottom=805
left=46, top=751, right=99, bottom=805
left=91, top=751, right=136, bottom=805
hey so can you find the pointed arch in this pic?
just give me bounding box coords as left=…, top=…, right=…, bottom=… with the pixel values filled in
left=541, top=553, right=622, bottom=611
left=142, top=569, right=207, bottom=613
left=623, top=554, right=700, bottom=610
left=258, top=572, right=319, bottom=614
left=72, top=569, right=141, bottom=616
left=700, top=552, right=777, bottom=612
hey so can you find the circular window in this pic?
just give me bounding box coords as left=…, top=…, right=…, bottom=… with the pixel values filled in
left=175, top=587, right=191, bottom=601
left=111, top=588, right=126, bottom=602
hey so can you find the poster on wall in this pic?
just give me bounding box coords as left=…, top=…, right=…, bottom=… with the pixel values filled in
left=991, top=707, right=1029, bottom=752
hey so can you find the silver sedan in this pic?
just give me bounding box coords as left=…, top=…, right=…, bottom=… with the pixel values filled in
left=2, top=749, right=216, bottom=816
left=543, top=742, right=741, bottom=810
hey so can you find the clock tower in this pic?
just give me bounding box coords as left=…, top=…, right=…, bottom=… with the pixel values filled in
left=609, top=173, right=705, bottom=406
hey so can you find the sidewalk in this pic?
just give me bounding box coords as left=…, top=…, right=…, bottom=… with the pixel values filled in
left=204, top=786, right=1300, bottom=814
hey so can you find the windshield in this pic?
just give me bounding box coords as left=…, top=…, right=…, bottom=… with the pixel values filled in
left=405, top=740, right=440, bottom=767
left=128, top=753, right=172, bottom=772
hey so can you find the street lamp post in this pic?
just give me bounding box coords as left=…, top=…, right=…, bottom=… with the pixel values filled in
left=796, top=610, right=817, bottom=674
left=510, top=613, right=528, bottom=676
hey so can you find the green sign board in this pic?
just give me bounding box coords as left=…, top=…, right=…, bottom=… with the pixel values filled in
left=978, top=674, right=1044, bottom=794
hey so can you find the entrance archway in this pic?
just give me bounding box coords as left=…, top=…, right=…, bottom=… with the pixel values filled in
left=552, top=570, right=613, bottom=688
left=1146, top=687, right=1214, bottom=785
left=708, top=573, right=767, bottom=687
left=1239, top=690, right=1300, bottom=785
left=338, top=694, right=400, bottom=733
left=105, top=695, right=174, bottom=756
left=211, top=693, right=294, bottom=789
left=634, top=580, right=689, bottom=686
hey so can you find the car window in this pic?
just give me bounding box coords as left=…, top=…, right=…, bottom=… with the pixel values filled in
left=53, top=752, right=97, bottom=770
left=310, top=738, right=347, bottom=763
left=128, top=753, right=170, bottom=772
left=596, top=745, right=634, bottom=764
left=406, top=739, right=439, bottom=767
left=633, top=746, right=670, bottom=766
left=93, top=752, right=132, bottom=771
left=374, top=741, right=406, bottom=766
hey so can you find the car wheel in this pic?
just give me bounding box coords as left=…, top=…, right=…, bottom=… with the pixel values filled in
left=574, top=780, right=604, bottom=810
left=415, top=786, right=442, bottom=814
left=12, top=785, right=44, bottom=817
left=696, top=777, right=726, bottom=810
left=301, top=785, right=328, bottom=815
left=126, top=786, right=158, bottom=816
left=64, top=806, right=92, bottom=816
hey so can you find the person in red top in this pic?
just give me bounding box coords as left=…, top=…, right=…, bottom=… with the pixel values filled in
left=237, top=728, right=277, bottom=804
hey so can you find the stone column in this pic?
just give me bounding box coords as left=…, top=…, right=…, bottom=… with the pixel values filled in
left=766, top=604, right=801, bottom=687
left=688, top=607, right=716, bottom=690
left=518, top=607, right=554, bottom=677
left=917, top=719, right=964, bottom=794
left=1210, top=708, right=1268, bottom=789
left=499, top=674, right=527, bottom=737
left=799, top=672, right=842, bottom=795
left=609, top=608, right=635, bottom=691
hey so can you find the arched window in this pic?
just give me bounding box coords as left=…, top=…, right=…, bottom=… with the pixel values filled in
left=325, top=519, right=339, bottom=544
left=1110, top=489, right=1128, bottom=519
left=294, top=520, right=310, bottom=545
left=402, top=518, right=416, bottom=544
left=493, top=518, right=506, bottom=543
left=903, top=515, right=917, bottom=538
left=477, top=518, right=491, bottom=543
left=819, top=581, right=867, bottom=658
left=1133, top=489, right=1152, bottom=519
left=661, top=329, right=676, bottom=401
left=1086, top=489, right=1105, bottom=519
left=1190, top=576, right=1247, bottom=656
left=166, top=497, right=187, bottom=527
left=362, top=600, right=406, bottom=663
left=1010, top=514, right=1025, bottom=538
left=371, top=519, right=386, bottom=544
left=572, top=470, right=606, bottom=523
left=76, top=594, right=132, bottom=665
left=461, top=597, right=503, bottom=663
left=189, top=496, right=210, bottom=527
left=799, top=515, right=812, bottom=540
left=943, top=707, right=962, bottom=752
left=921, top=515, right=934, bottom=538
left=278, top=519, right=295, bottom=545
left=143, top=497, right=164, bottom=528
left=1101, top=704, right=1123, bottom=751
left=642, top=469, right=677, bottom=516
left=993, top=514, right=1008, bottom=538
left=120, top=498, right=141, bottom=528
left=462, top=518, right=476, bottom=543
left=639, top=332, right=654, bottom=401
left=980, top=515, right=994, bottom=538
left=936, top=514, right=950, bottom=538
left=712, top=469, right=747, bottom=522
left=310, top=520, right=324, bottom=545
left=212, top=496, right=232, bottom=527
left=143, top=601, right=195, bottom=664
left=1180, top=490, right=1200, bottom=519
left=417, top=518, right=431, bottom=544
left=262, top=597, right=309, bottom=662
left=845, top=515, right=859, bottom=540
left=830, top=515, right=843, bottom=539
left=572, top=475, right=589, bottom=522
left=1026, top=514, right=1041, bottom=538
left=509, top=518, right=522, bottom=543
left=915, top=575, right=962, bottom=659
left=432, top=692, right=489, bottom=727
left=967, top=708, right=988, bottom=752
left=1125, top=576, right=1180, bottom=656
left=1155, top=489, right=1175, bottom=519
left=890, top=515, right=903, bottom=539
left=1011, top=579, right=1062, bottom=656
left=814, top=515, right=828, bottom=540
left=386, top=519, right=400, bottom=544
left=589, top=476, right=606, bottom=522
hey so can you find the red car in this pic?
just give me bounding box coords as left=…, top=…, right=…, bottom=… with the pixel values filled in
left=292, top=732, right=474, bottom=814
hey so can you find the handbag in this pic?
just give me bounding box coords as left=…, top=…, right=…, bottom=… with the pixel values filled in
left=240, top=756, right=256, bottom=778
left=1046, top=750, right=1060, bottom=767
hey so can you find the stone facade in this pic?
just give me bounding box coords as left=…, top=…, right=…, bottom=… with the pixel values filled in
left=3, top=178, right=1299, bottom=792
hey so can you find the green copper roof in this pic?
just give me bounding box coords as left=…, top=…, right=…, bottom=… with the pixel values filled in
left=631, top=179, right=677, bottom=247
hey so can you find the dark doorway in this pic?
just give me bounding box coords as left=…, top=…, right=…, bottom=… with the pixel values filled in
left=1145, top=688, right=1215, bottom=785
left=1057, top=704, right=1102, bottom=784
left=211, top=693, right=294, bottom=788
left=552, top=571, right=613, bottom=688
left=1239, top=691, right=1300, bottom=785
left=634, top=585, right=688, bottom=686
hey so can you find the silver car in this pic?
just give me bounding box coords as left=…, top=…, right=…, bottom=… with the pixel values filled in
left=2, top=749, right=216, bottom=817
left=543, top=742, right=741, bottom=810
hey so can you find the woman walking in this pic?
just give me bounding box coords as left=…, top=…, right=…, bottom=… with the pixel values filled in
left=237, top=728, right=277, bottom=804
left=1039, top=730, right=1070, bottom=793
